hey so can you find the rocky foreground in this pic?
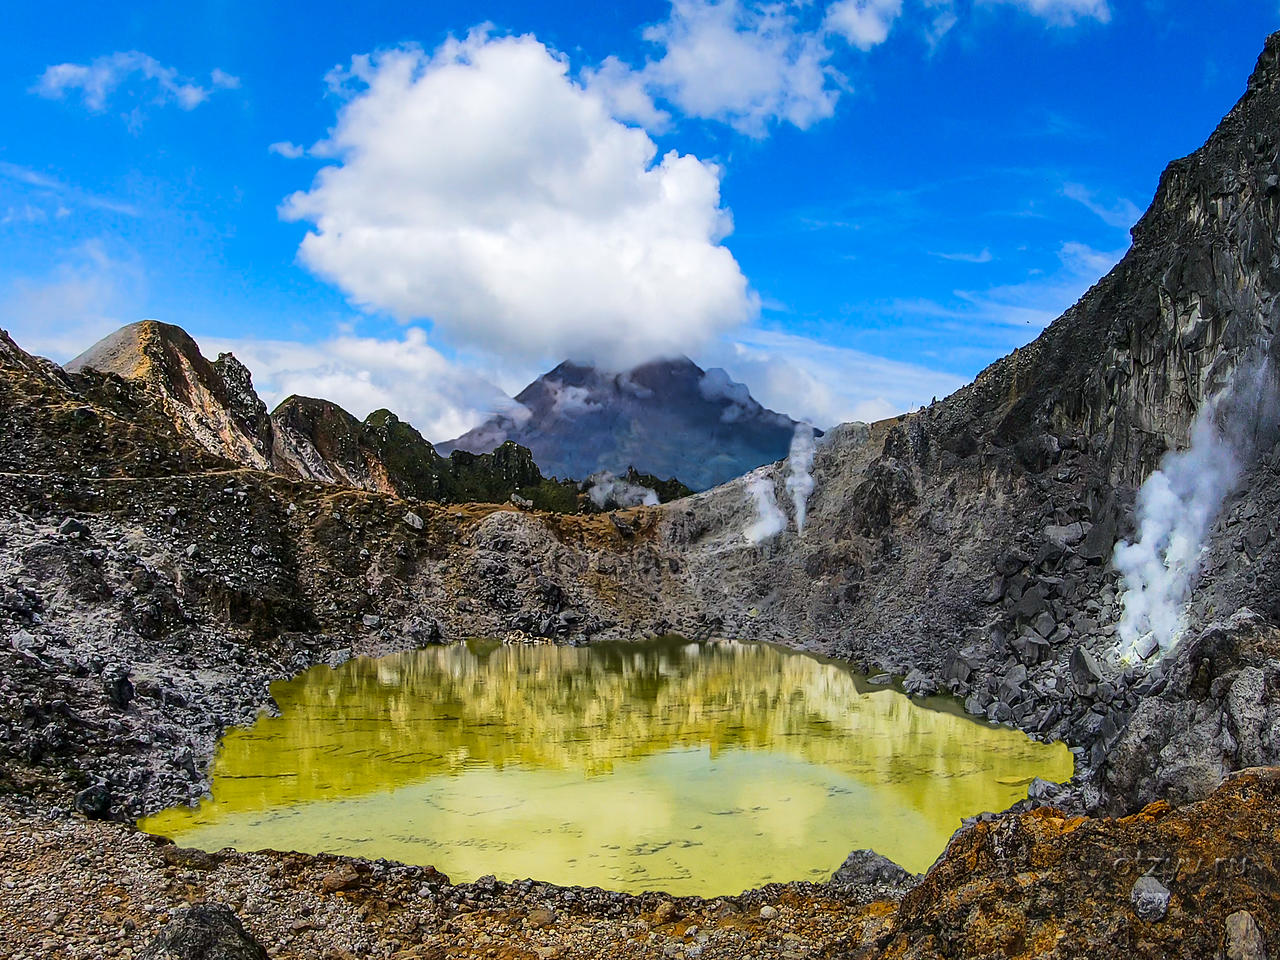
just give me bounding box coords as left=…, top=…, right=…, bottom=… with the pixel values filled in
left=2, top=770, right=1276, bottom=959
left=6, top=26, right=1280, bottom=960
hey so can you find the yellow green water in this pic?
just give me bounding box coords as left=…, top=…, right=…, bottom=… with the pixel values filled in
left=140, top=637, right=1073, bottom=895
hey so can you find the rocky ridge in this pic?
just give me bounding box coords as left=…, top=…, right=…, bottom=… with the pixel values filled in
left=67, top=320, right=681, bottom=513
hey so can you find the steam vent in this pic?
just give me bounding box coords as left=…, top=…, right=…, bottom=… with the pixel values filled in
left=4, top=12, right=1280, bottom=960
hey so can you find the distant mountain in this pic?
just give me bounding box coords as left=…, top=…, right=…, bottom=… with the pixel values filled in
left=440, top=357, right=805, bottom=491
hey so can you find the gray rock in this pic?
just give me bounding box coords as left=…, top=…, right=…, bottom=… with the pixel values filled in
left=403, top=511, right=424, bottom=531
left=1227, top=667, right=1268, bottom=764
left=1129, top=875, right=1170, bottom=922
left=102, top=664, right=134, bottom=710
left=902, top=669, right=938, bottom=697
left=74, top=783, right=112, bottom=820
left=57, top=517, right=90, bottom=538
left=1031, top=610, right=1057, bottom=639
left=1070, top=645, right=1103, bottom=689
left=1225, top=910, right=1268, bottom=960
left=139, top=903, right=269, bottom=959
left=830, top=849, right=916, bottom=889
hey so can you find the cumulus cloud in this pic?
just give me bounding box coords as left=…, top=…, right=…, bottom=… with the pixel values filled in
left=283, top=32, right=755, bottom=371
left=824, top=0, right=904, bottom=51
left=202, top=327, right=516, bottom=443
left=581, top=55, right=671, bottom=130
left=980, top=0, right=1111, bottom=26
left=640, top=0, right=841, bottom=135
left=33, top=51, right=239, bottom=114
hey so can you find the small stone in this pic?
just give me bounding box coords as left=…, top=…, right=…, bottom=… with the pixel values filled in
left=362, top=614, right=382, bottom=628
left=759, top=906, right=778, bottom=920
left=1130, top=875, right=1170, bottom=922
left=320, top=865, right=362, bottom=894
left=403, top=511, right=424, bottom=531
left=57, top=517, right=90, bottom=538
left=527, top=907, right=556, bottom=929
left=867, top=673, right=892, bottom=685
left=1225, top=910, right=1268, bottom=960
left=653, top=901, right=682, bottom=925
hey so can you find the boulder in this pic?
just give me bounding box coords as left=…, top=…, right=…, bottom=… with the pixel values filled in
left=74, top=783, right=113, bottom=820
left=102, top=665, right=134, bottom=710
left=1130, top=875, right=1170, bottom=922
left=138, top=903, right=268, bottom=960
left=1224, top=910, right=1269, bottom=960
left=830, top=849, right=916, bottom=889
left=1070, top=646, right=1103, bottom=690
left=903, top=669, right=938, bottom=697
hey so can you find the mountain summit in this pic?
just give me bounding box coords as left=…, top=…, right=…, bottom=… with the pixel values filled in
left=440, top=357, right=804, bottom=491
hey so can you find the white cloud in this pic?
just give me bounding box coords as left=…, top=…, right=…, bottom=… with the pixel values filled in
left=640, top=0, right=841, bottom=135
left=824, top=0, right=904, bottom=51
left=1063, top=182, right=1141, bottom=229
left=202, top=327, right=516, bottom=444
left=33, top=51, right=239, bottom=115
left=921, top=0, right=959, bottom=46
left=0, top=241, right=145, bottom=362
left=980, top=0, right=1111, bottom=26
left=894, top=240, right=1128, bottom=338
left=268, top=141, right=307, bottom=159
left=932, top=247, right=994, bottom=263
left=709, top=328, right=967, bottom=428
left=0, top=161, right=139, bottom=217
left=581, top=56, right=671, bottom=130
left=283, top=32, right=756, bottom=371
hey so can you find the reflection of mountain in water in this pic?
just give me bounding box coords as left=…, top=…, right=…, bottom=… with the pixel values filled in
left=149, top=638, right=1071, bottom=823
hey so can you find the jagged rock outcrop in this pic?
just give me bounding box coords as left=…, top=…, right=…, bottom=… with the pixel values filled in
left=441, top=357, right=803, bottom=491
left=66, top=321, right=276, bottom=471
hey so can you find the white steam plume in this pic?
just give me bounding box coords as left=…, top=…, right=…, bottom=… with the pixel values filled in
left=587, top=472, right=659, bottom=510
left=744, top=474, right=786, bottom=544
left=1114, top=352, right=1277, bottom=661
left=785, top=422, right=816, bottom=535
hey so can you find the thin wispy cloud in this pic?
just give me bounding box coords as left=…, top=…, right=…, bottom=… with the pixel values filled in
left=932, top=248, right=994, bottom=263
left=1063, top=182, right=1142, bottom=229
left=980, top=0, right=1112, bottom=26
left=0, top=161, right=140, bottom=218
left=33, top=51, right=239, bottom=117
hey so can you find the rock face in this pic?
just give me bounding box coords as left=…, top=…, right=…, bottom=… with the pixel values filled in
left=138, top=904, right=268, bottom=960
left=440, top=357, right=804, bottom=491
left=66, top=321, right=277, bottom=472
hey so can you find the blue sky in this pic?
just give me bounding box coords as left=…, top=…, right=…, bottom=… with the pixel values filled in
left=2, top=0, right=1278, bottom=438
